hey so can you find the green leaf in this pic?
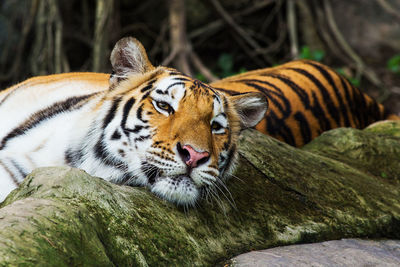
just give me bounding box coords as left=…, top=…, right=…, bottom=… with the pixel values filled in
left=349, top=77, right=361, bottom=87
left=312, top=50, right=325, bottom=62
left=335, top=68, right=360, bottom=87
left=238, top=67, right=247, bottom=74
left=299, top=46, right=311, bottom=60
left=299, top=46, right=325, bottom=61
left=218, top=53, right=234, bottom=77
left=195, top=73, right=206, bottom=82
left=387, top=54, right=400, bottom=73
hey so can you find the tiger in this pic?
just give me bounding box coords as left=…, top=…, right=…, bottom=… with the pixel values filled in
left=0, top=37, right=398, bottom=205
left=211, top=61, right=400, bottom=147
left=0, top=37, right=267, bottom=205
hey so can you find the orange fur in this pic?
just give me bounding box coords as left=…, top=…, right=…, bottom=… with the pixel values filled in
left=212, top=60, right=399, bottom=146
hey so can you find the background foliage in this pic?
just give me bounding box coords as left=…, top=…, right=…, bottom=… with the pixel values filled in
left=0, top=0, right=399, bottom=113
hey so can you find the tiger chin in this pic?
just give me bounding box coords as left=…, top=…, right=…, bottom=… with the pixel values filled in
left=0, top=37, right=268, bottom=206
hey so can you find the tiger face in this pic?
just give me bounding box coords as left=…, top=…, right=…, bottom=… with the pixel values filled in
left=91, top=37, right=268, bottom=206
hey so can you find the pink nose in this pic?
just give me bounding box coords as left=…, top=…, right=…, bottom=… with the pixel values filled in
left=178, top=144, right=210, bottom=168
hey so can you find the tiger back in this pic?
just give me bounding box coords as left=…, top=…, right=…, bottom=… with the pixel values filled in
left=212, top=60, right=400, bottom=147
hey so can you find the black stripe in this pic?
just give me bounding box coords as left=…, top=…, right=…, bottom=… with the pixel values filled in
left=166, top=82, right=185, bottom=91
left=117, top=172, right=140, bottom=185
left=266, top=111, right=296, bottom=146
left=0, top=87, right=18, bottom=106
left=140, top=91, right=151, bottom=102
left=288, top=67, right=340, bottom=126
left=294, top=112, right=312, bottom=145
left=305, top=62, right=351, bottom=127
left=168, top=71, right=183, bottom=76
left=0, top=93, right=96, bottom=150
left=0, top=160, right=19, bottom=185
left=140, top=79, right=157, bottom=93
left=240, top=79, right=291, bottom=115
left=236, top=79, right=297, bottom=145
left=120, top=97, right=136, bottom=132
left=103, top=97, right=122, bottom=128
left=94, top=135, right=128, bottom=170
left=237, top=77, right=330, bottom=136
left=338, top=76, right=358, bottom=127
left=111, top=130, right=122, bottom=140
left=279, top=69, right=331, bottom=131
left=351, top=84, right=382, bottom=127
left=134, top=135, right=151, bottom=142
left=141, top=162, right=160, bottom=185
left=383, top=108, right=394, bottom=119
left=10, top=159, right=27, bottom=178
left=173, top=77, right=191, bottom=82
left=309, top=91, right=331, bottom=132
left=214, top=87, right=249, bottom=96
left=351, top=85, right=367, bottom=127
left=262, top=73, right=311, bottom=107
left=65, top=148, right=84, bottom=166
left=220, top=145, right=236, bottom=176
left=141, top=84, right=153, bottom=93
left=136, top=104, right=148, bottom=123
left=155, top=89, right=168, bottom=95
left=125, top=125, right=149, bottom=134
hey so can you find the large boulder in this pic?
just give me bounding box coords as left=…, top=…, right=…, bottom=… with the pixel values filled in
left=231, top=239, right=400, bottom=266
left=0, top=121, right=399, bottom=266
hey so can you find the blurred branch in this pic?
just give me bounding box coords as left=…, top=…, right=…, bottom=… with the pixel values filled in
left=296, top=0, right=324, bottom=51
left=208, top=0, right=272, bottom=65
left=287, top=0, right=298, bottom=58
left=149, top=20, right=168, bottom=59
left=167, top=0, right=192, bottom=75
left=166, top=0, right=217, bottom=81
left=261, top=0, right=283, bottom=34
left=93, top=0, right=114, bottom=72
left=48, top=0, right=63, bottom=73
left=375, top=0, right=400, bottom=22
left=312, top=0, right=344, bottom=58
left=189, top=0, right=275, bottom=40
left=29, top=1, right=67, bottom=75
left=188, top=50, right=218, bottom=82
left=120, top=23, right=158, bottom=39
left=255, top=14, right=287, bottom=55
left=323, top=0, right=383, bottom=90
left=0, top=1, right=37, bottom=81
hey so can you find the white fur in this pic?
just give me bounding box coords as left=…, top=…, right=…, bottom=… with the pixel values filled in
left=0, top=74, right=242, bottom=206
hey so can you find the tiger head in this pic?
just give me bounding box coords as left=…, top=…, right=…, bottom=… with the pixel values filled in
left=99, top=37, right=267, bottom=206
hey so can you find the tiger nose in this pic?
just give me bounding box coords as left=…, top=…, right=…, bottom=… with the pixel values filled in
left=177, top=143, right=210, bottom=168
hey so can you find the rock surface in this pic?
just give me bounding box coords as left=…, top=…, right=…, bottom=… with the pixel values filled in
left=230, top=239, right=400, bottom=267
left=0, top=121, right=399, bottom=266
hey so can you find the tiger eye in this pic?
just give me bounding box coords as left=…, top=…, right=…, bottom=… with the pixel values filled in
left=156, top=101, right=172, bottom=113
left=211, top=121, right=222, bottom=131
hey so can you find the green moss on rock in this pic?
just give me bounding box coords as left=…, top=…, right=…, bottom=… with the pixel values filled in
left=0, top=121, right=399, bottom=265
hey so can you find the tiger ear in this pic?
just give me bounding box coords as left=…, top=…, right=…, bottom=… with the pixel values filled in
left=109, top=37, right=155, bottom=85
left=230, top=92, right=268, bottom=129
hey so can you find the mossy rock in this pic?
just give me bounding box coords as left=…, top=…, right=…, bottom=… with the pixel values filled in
left=0, top=121, right=399, bottom=266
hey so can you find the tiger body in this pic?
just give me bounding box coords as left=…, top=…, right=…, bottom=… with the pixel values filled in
left=0, top=37, right=397, bottom=204
left=0, top=38, right=267, bottom=204
left=0, top=73, right=110, bottom=198
left=212, top=60, right=399, bottom=147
